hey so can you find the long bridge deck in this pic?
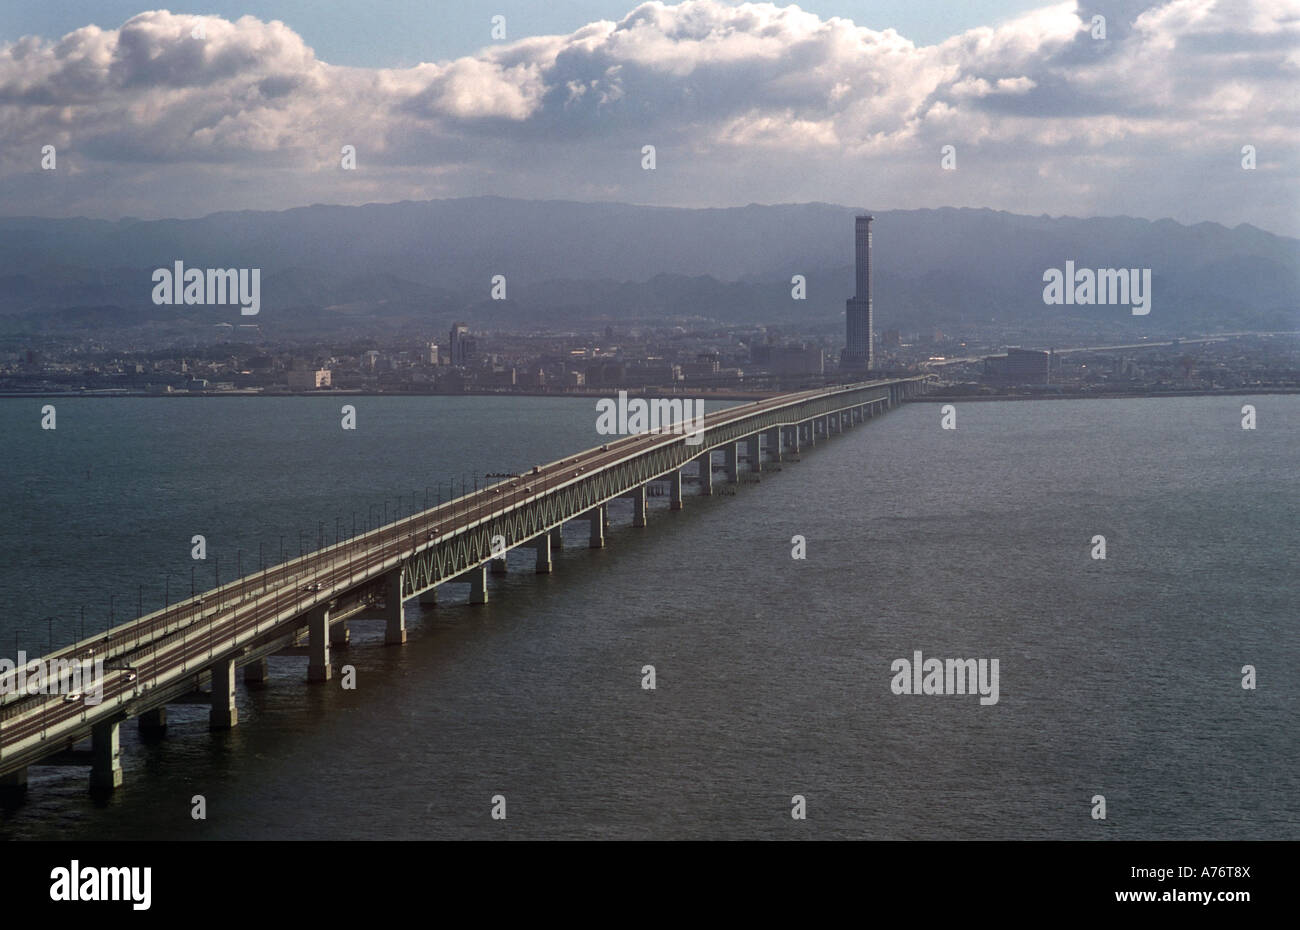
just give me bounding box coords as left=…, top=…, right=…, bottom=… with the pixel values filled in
left=0, top=377, right=926, bottom=792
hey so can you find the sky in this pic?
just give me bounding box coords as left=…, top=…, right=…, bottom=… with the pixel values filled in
left=0, top=0, right=1296, bottom=235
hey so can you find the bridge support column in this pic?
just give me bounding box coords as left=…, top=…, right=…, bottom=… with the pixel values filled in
left=724, top=443, right=739, bottom=482
left=139, top=706, right=168, bottom=736
left=308, top=606, right=332, bottom=682
left=384, top=569, right=406, bottom=645
left=588, top=505, right=606, bottom=547
left=669, top=470, right=683, bottom=510
left=788, top=425, right=800, bottom=454
left=243, top=657, right=268, bottom=685
left=89, top=721, right=122, bottom=792
left=746, top=434, right=761, bottom=474
left=419, top=586, right=439, bottom=607
left=210, top=657, right=238, bottom=730
left=630, top=485, right=647, bottom=527
left=765, top=427, right=782, bottom=462
left=490, top=556, right=508, bottom=576
left=696, top=451, right=713, bottom=495
left=533, top=534, right=552, bottom=574
left=805, top=421, right=816, bottom=447
left=550, top=526, right=564, bottom=550
left=330, top=620, right=350, bottom=647
left=469, top=566, right=489, bottom=604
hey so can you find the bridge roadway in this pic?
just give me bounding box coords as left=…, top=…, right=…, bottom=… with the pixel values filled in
left=0, top=377, right=925, bottom=792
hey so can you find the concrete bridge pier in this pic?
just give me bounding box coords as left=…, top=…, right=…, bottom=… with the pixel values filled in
left=308, top=606, right=332, bottom=682
left=139, top=706, right=167, bottom=732
left=669, top=470, right=683, bottom=510
left=746, top=434, right=761, bottom=474
left=419, top=586, right=438, bottom=607
left=210, top=657, right=238, bottom=730
left=550, top=526, right=564, bottom=550
left=724, top=443, right=739, bottom=482
left=629, top=485, right=647, bottom=527
left=330, top=620, right=350, bottom=647
left=765, top=427, right=782, bottom=463
left=696, top=451, right=713, bottom=495
left=787, top=424, right=800, bottom=454
left=89, top=720, right=122, bottom=792
left=384, top=570, right=406, bottom=645
left=243, top=657, right=268, bottom=686
left=588, top=505, right=606, bottom=548
left=138, top=706, right=167, bottom=737
left=490, top=556, right=508, bottom=576
left=469, top=566, right=489, bottom=604
left=534, top=534, right=553, bottom=573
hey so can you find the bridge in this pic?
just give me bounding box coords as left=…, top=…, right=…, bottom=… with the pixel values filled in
left=0, top=377, right=926, bottom=793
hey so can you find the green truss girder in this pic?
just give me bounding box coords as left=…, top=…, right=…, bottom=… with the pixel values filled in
left=400, top=383, right=898, bottom=599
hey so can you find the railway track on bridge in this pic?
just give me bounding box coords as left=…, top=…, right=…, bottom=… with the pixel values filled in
left=0, top=378, right=925, bottom=792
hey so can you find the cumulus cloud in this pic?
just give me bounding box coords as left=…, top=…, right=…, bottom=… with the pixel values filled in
left=0, top=1, right=1295, bottom=234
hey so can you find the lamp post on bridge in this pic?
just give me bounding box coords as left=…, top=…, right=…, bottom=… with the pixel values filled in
left=164, top=569, right=184, bottom=608
left=37, top=616, right=56, bottom=738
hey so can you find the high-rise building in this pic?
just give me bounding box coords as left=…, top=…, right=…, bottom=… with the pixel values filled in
left=842, top=215, right=874, bottom=371
left=449, top=322, right=471, bottom=366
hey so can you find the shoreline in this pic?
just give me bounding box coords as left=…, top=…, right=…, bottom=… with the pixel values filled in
left=2, top=386, right=1297, bottom=402
left=914, top=388, right=1300, bottom=402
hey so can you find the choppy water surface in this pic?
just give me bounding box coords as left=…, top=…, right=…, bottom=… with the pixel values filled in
left=0, top=394, right=1295, bottom=839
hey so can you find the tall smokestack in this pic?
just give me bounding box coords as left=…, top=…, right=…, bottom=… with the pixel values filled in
left=843, top=214, right=874, bottom=371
